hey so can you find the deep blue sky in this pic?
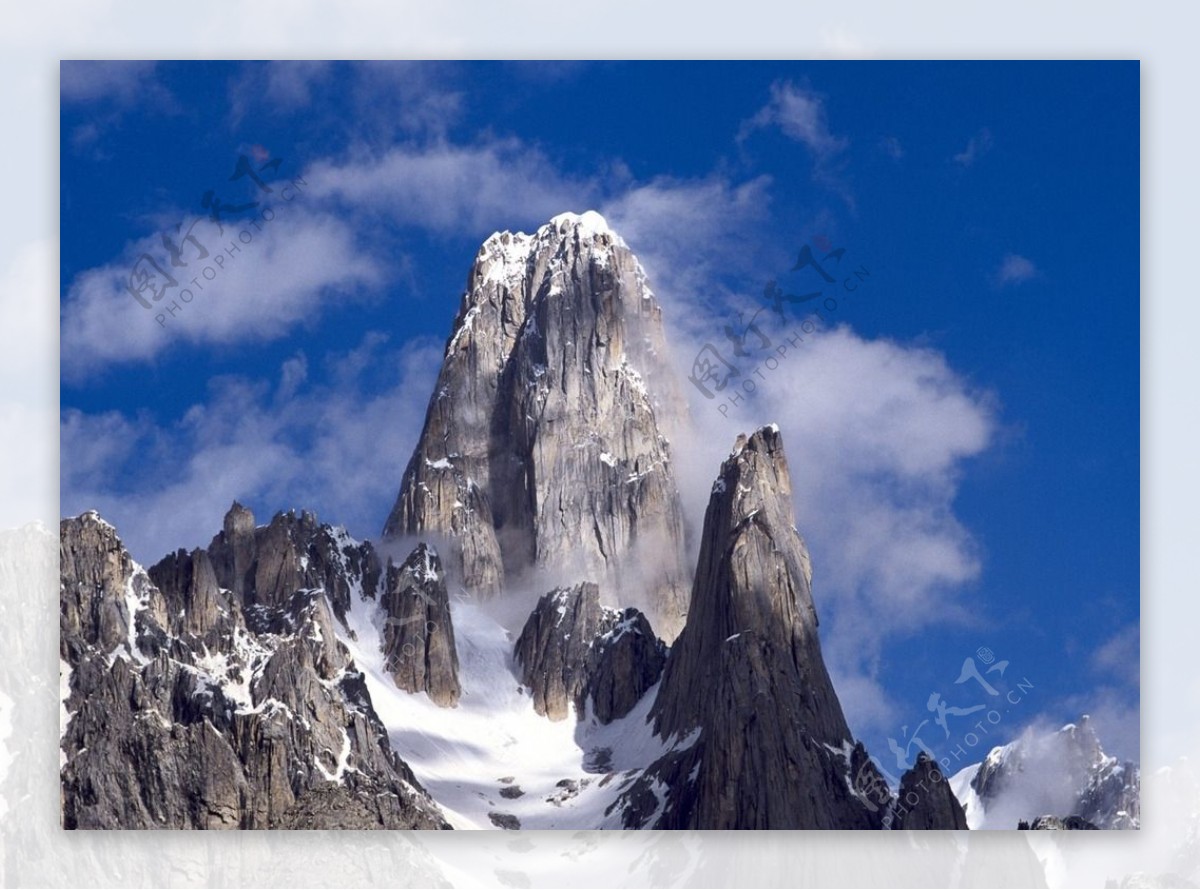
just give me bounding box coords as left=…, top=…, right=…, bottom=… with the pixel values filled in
left=60, top=61, right=1140, bottom=767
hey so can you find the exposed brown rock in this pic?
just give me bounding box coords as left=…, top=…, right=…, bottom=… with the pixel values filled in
left=514, top=581, right=665, bottom=724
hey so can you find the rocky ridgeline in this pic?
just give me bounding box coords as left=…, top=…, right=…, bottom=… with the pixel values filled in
left=956, top=715, right=1140, bottom=830
left=60, top=211, right=1140, bottom=831
left=60, top=508, right=454, bottom=829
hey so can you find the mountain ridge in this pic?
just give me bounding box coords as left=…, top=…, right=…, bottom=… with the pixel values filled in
left=57, top=211, right=1139, bottom=831
left=382, top=210, right=691, bottom=640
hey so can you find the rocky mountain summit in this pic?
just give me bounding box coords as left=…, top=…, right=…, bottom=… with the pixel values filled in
left=60, top=508, right=451, bottom=829
left=615, top=426, right=890, bottom=829
left=379, top=543, right=460, bottom=707
left=383, top=211, right=690, bottom=640
left=60, top=211, right=1139, bottom=832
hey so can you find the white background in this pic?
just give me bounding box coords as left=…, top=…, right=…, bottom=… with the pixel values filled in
left=0, top=2, right=1189, bottom=886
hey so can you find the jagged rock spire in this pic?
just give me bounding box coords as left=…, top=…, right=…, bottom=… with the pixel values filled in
left=652, top=424, right=844, bottom=743
left=622, top=425, right=885, bottom=829
left=893, top=752, right=969, bottom=829
left=383, top=211, right=690, bottom=639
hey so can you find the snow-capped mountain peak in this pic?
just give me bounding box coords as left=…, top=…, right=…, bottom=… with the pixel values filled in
left=950, top=716, right=1139, bottom=829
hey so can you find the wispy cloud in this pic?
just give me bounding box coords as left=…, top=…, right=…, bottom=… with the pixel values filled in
left=60, top=204, right=383, bottom=381
left=351, top=62, right=465, bottom=140
left=740, top=81, right=849, bottom=158
left=739, top=81, right=852, bottom=204
left=228, top=61, right=334, bottom=125
left=61, top=61, right=174, bottom=153
left=666, top=319, right=998, bottom=737
left=61, top=130, right=780, bottom=379
left=996, top=253, right=1039, bottom=286
left=601, top=174, right=774, bottom=299
left=306, top=139, right=599, bottom=235
left=61, top=333, right=444, bottom=563
left=1092, top=622, right=1140, bottom=688
left=60, top=60, right=160, bottom=105
left=953, top=127, right=994, bottom=167
left=880, top=135, right=904, bottom=160
left=228, top=61, right=464, bottom=140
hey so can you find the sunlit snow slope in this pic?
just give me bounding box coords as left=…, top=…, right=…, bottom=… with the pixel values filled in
left=335, top=586, right=689, bottom=829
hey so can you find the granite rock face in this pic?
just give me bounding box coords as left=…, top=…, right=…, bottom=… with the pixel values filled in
left=616, top=426, right=887, bottom=829
left=60, top=509, right=452, bottom=829
left=587, top=606, right=668, bottom=724
left=383, top=211, right=690, bottom=640
left=894, top=752, right=969, bottom=830
left=380, top=543, right=460, bottom=707
left=202, top=502, right=383, bottom=625
left=513, top=582, right=665, bottom=723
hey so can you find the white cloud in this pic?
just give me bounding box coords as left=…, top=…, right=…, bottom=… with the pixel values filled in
left=953, top=127, right=994, bottom=167
left=60, top=60, right=159, bottom=104
left=61, top=130, right=781, bottom=379
left=264, top=60, right=332, bottom=107
left=351, top=62, right=465, bottom=139
left=740, top=80, right=849, bottom=159
left=227, top=61, right=333, bottom=125
left=996, top=252, right=1039, bottom=286
left=1092, top=622, right=1140, bottom=687
left=61, top=333, right=443, bottom=564
left=739, top=81, right=853, bottom=206
left=61, top=61, right=175, bottom=153
left=307, top=138, right=775, bottom=292
left=665, top=320, right=997, bottom=738
left=228, top=61, right=463, bottom=140
left=305, top=139, right=599, bottom=235
left=60, top=202, right=383, bottom=380
left=602, top=174, right=774, bottom=299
